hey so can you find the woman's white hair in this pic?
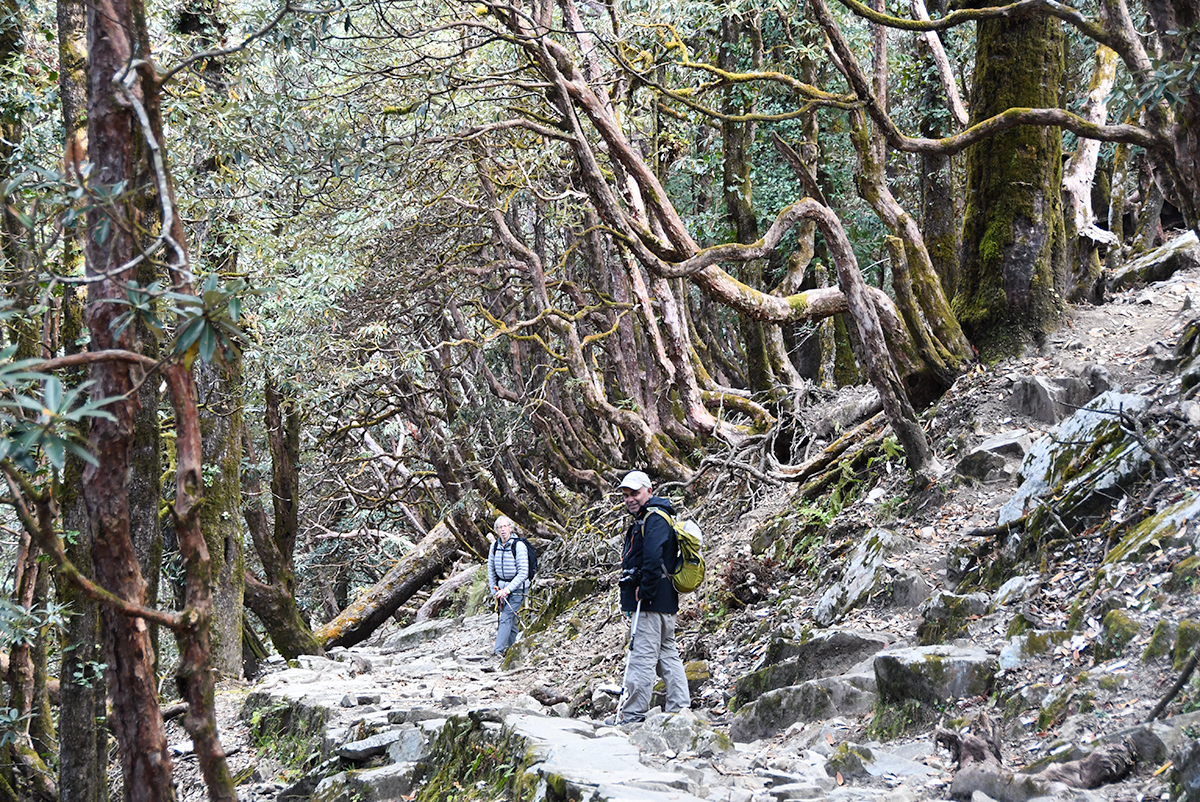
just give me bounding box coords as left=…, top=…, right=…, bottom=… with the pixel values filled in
left=495, top=515, right=515, bottom=531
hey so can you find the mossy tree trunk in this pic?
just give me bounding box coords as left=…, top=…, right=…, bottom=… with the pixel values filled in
left=956, top=12, right=1067, bottom=359
left=198, top=360, right=245, bottom=677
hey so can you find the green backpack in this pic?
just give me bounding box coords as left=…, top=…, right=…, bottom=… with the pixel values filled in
left=647, top=508, right=706, bottom=594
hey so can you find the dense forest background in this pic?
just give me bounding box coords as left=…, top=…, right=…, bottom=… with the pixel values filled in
left=0, top=0, right=1197, bottom=794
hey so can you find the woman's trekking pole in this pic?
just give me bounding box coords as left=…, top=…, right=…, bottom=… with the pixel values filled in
left=614, top=599, right=642, bottom=724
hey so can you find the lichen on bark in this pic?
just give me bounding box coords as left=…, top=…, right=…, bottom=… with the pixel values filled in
left=956, top=12, right=1068, bottom=360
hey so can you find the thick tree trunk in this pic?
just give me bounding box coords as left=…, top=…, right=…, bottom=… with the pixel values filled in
left=957, top=12, right=1067, bottom=359
left=198, top=360, right=245, bottom=677
left=315, top=520, right=462, bottom=649
left=84, top=0, right=174, bottom=790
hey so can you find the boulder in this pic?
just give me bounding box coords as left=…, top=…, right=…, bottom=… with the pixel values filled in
left=337, top=729, right=402, bottom=762
left=629, top=710, right=733, bottom=757
left=998, top=392, right=1153, bottom=528
left=993, top=575, right=1040, bottom=606
left=385, top=726, right=431, bottom=763
left=733, top=629, right=892, bottom=707
left=1104, top=493, right=1200, bottom=565
left=1108, top=230, right=1200, bottom=291
left=999, top=630, right=1072, bottom=670
left=381, top=618, right=462, bottom=653
left=812, top=530, right=917, bottom=626
left=874, top=646, right=998, bottom=705
left=312, top=762, right=418, bottom=802
left=917, top=592, right=991, bottom=645
left=1010, top=376, right=1094, bottom=424
left=729, top=678, right=876, bottom=742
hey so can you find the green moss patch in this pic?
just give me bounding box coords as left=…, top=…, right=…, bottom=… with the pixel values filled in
left=1175, top=620, right=1200, bottom=671
left=1096, top=610, right=1139, bottom=661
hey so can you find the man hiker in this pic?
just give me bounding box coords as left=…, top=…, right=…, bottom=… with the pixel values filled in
left=487, top=515, right=528, bottom=659
left=610, top=470, right=690, bottom=724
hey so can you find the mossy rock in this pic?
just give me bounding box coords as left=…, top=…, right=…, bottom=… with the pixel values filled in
left=1105, top=494, right=1200, bottom=566
left=1096, top=610, right=1140, bottom=661
left=1168, top=555, right=1200, bottom=594
left=1174, top=620, right=1200, bottom=671
left=826, top=742, right=874, bottom=778
left=1144, top=620, right=1177, bottom=662
left=917, top=592, right=991, bottom=645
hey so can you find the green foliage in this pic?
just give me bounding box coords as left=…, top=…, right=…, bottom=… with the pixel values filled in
left=0, top=343, right=116, bottom=470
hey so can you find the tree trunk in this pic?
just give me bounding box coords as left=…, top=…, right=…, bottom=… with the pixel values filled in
left=55, top=0, right=106, bottom=784
left=1063, top=44, right=1119, bottom=302
left=957, top=12, right=1067, bottom=359
left=1146, top=0, right=1200, bottom=230
left=198, top=360, right=245, bottom=677
left=316, top=520, right=462, bottom=649
left=916, top=0, right=962, bottom=297
left=83, top=0, right=175, bottom=789
left=242, top=382, right=321, bottom=659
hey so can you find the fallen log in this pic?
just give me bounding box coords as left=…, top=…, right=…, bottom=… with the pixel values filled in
left=316, top=520, right=462, bottom=649
left=415, top=564, right=483, bottom=623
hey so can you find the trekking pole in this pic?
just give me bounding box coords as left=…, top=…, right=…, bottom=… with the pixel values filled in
left=614, top=599, right=642, bottom=724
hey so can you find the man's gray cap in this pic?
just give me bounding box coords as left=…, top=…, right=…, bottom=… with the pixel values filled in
left=618, top=470, right=652, bottom=491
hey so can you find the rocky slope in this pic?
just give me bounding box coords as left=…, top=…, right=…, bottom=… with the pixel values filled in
left=169, top=238, right=1200, bottom=802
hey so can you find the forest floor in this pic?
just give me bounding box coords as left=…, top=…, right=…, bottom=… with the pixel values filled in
left=165, top=250, right=1200, bottom=800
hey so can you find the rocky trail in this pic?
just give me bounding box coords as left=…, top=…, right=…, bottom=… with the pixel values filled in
left=169, top=235, right=1200, bottom=802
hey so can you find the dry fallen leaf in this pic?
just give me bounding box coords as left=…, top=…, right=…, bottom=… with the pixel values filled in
left=836, top=772, right=844, bottom=785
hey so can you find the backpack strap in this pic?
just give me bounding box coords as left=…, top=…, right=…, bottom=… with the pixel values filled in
left=644, top=507, right=681, bottom=575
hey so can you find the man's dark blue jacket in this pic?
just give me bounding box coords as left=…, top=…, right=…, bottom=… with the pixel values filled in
left=620, top=495, right=679, bottom=614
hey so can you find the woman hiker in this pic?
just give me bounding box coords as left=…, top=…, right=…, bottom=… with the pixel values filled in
left=487, top=515, right=529, bottom=659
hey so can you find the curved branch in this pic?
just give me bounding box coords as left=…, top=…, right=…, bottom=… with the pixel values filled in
left=811, top=0, right=1166, bottom=156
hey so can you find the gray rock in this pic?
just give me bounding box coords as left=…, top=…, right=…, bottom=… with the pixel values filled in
left=874, top=646, right=998, bottom=705
left=887, top=569, right=931, bottom=608
left=734, top=629, right=892, bottom=707
left=1108, top=231, right=1200, bottom=291
left=1104, top=493, right=1200, bottom=564
left=999, top=631, right=1072, bottom=670
left=1175, top=738, right=1200, bottom=802
left=729, top=678, right=876, bottom=742
left=385, top=727, right=430, bottom=763
left=917, top=592, right=991, bottom=645
left=312, top=762, right=418, bottom=802
left=979, top=431, right=1035, bottom=458
left=631, top=710, right=734, bottom=757
left=957, top=450, right=1008, bottom=481
left=998, top=392, right=1153, bottom=527
left=381, top=617, right=463, bottom=654
left=994, top=575, right=1041, bottom=606
left=812, top=530, right=916, bottom=627
left=505, top=712, right=706, bottom=800
left=338, top=693, right=357, bottom=708
left=1010, top=376, right=1066, bottom=423
left=337, top=728, right=402, bottom=761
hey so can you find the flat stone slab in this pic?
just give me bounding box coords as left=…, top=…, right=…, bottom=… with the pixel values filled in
left=505, top=713, right=707, bottom=801
left=873, top=646, right=998, bottom=705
